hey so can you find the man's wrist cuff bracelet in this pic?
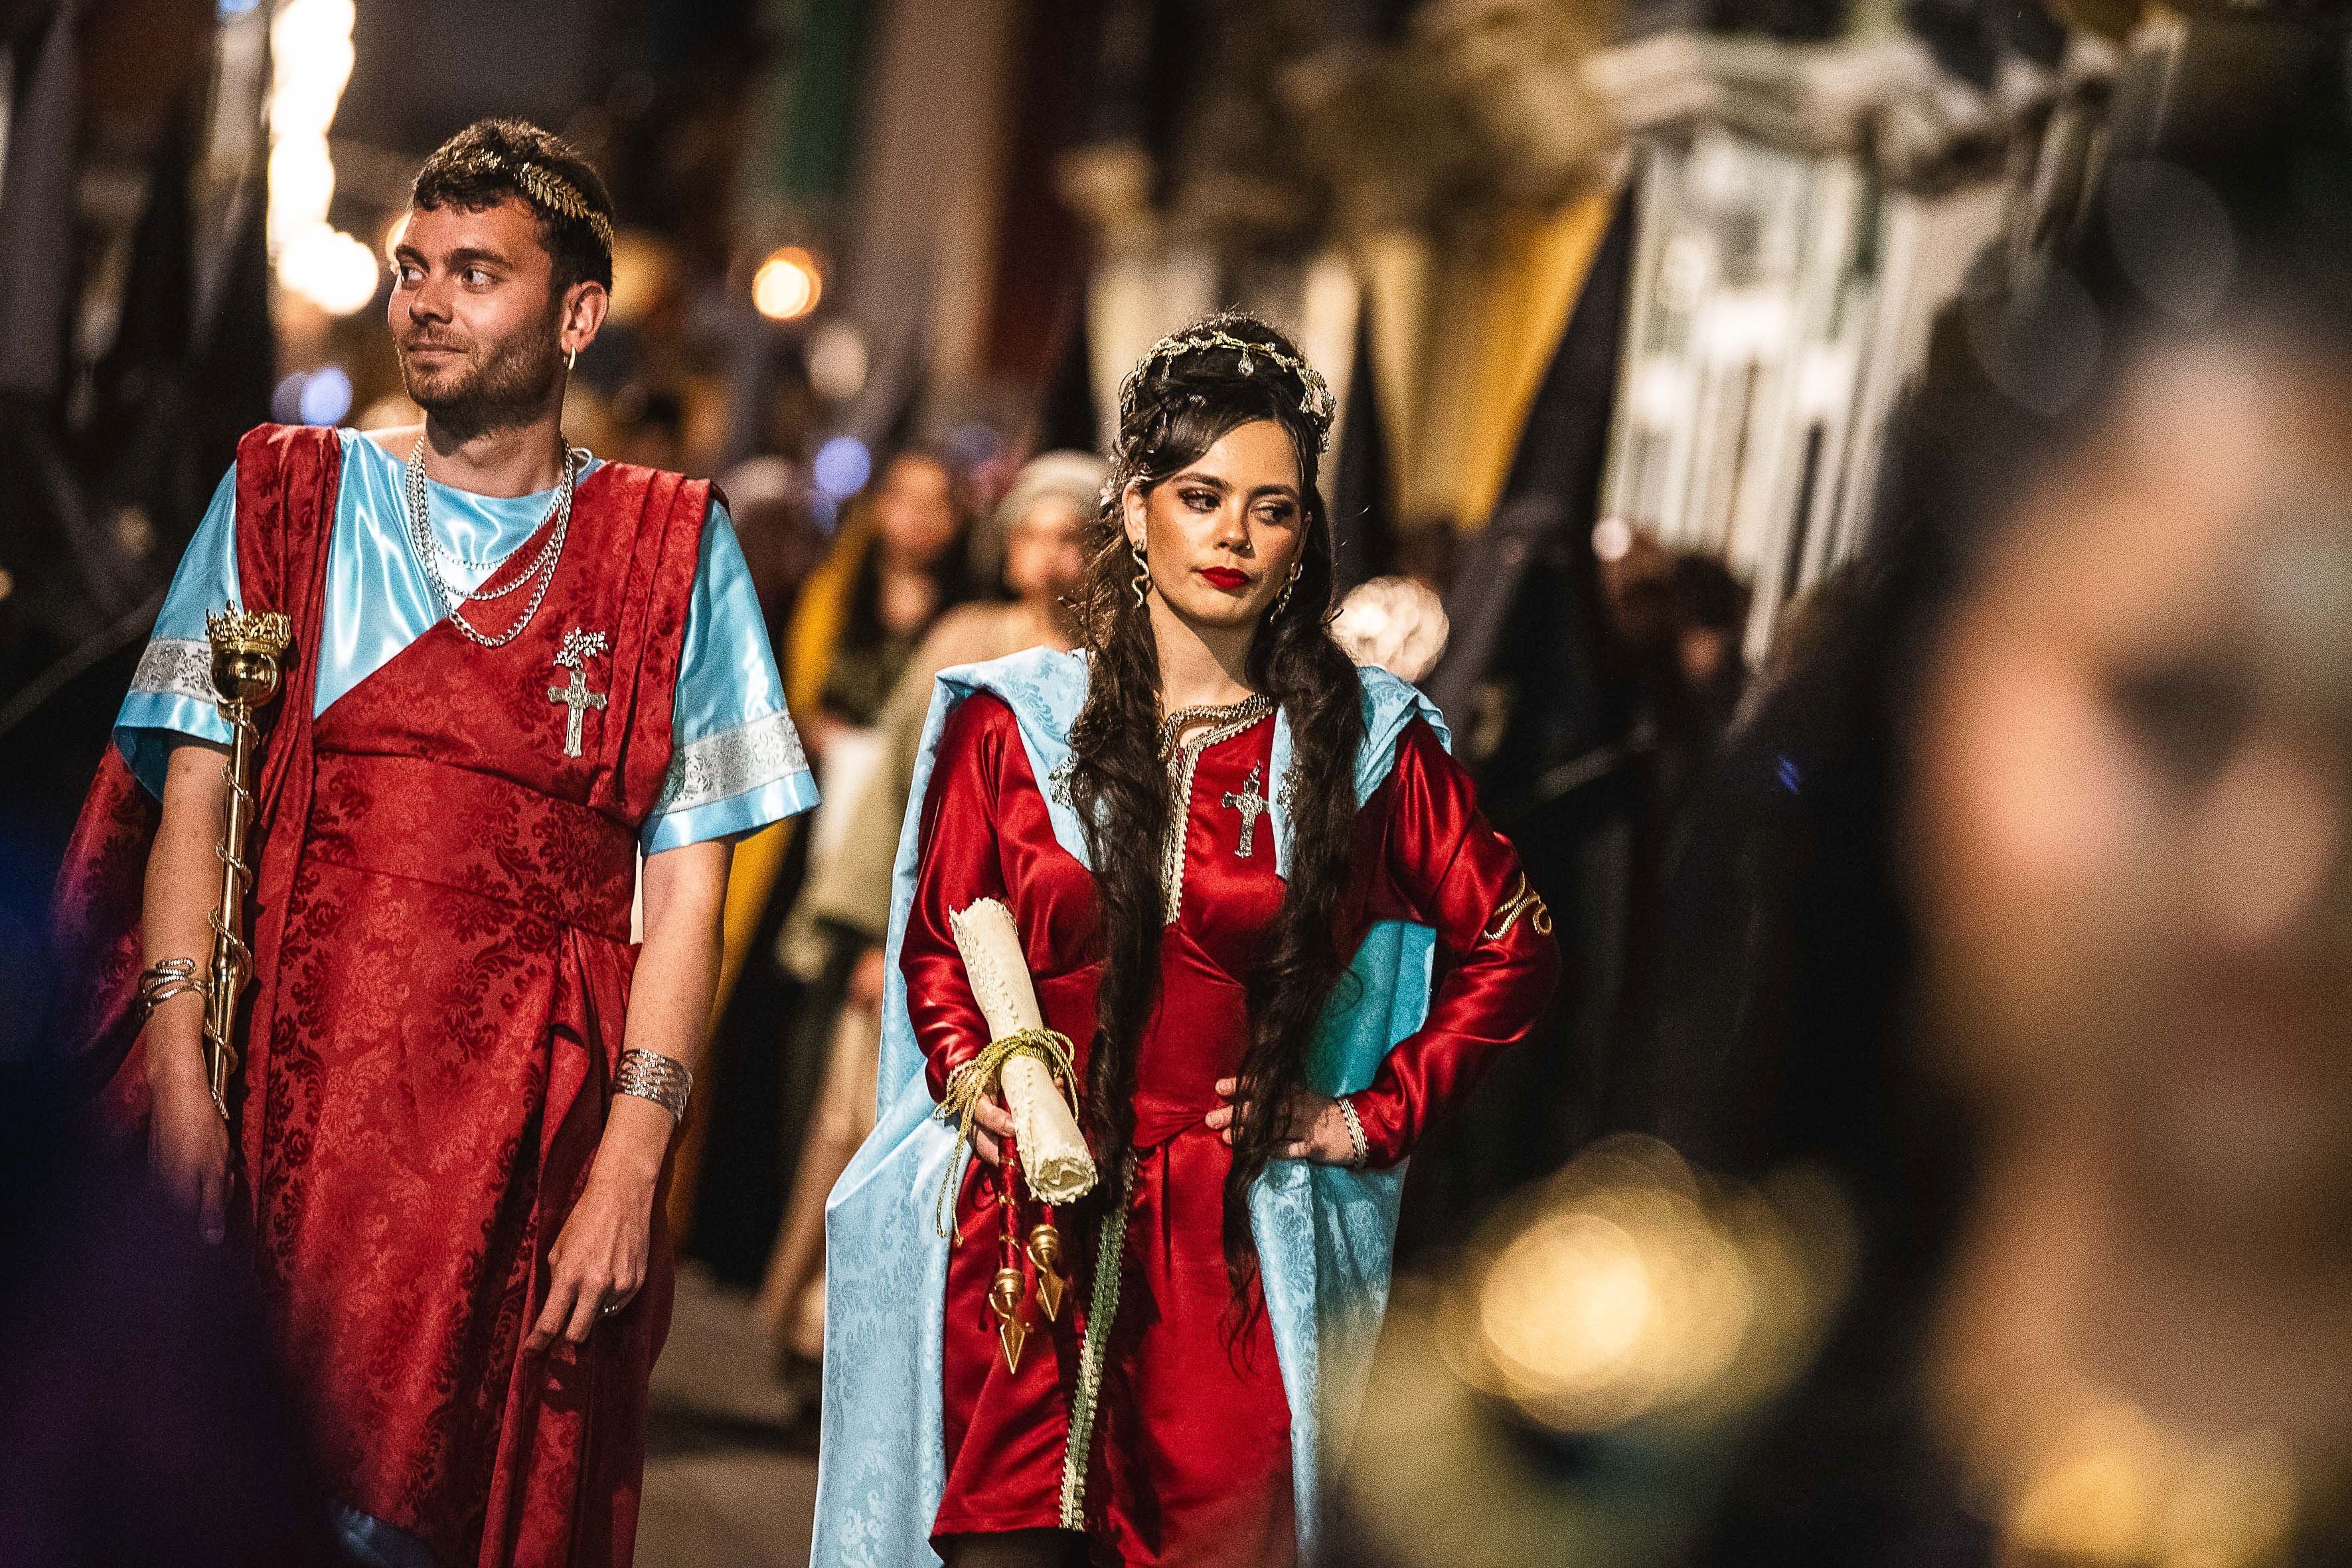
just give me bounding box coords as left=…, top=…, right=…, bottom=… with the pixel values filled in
left=137, top=957, right=210, bottom=1017
left=615, top=1048, right=692, bottom=1123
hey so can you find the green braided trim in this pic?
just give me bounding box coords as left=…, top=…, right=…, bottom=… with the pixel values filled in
left=1059, top=1157, right=1135, bottom=1531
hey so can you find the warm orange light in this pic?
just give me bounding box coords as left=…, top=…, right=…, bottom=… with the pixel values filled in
left=753, top=247, right=821, bottom=321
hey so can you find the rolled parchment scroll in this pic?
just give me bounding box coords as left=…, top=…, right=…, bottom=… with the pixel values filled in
left=948, top=898, right=1099, bottom=1204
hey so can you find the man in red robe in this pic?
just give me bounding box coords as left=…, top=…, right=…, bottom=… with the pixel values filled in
left=48, top=120, right=815, bottom=1567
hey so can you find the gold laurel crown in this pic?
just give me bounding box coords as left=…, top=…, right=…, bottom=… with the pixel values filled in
left=204, top=604, right=293, bottom=656
left=458, top=151, right=615, bottom=256
left=1119, top=327, right=1339, bottom=453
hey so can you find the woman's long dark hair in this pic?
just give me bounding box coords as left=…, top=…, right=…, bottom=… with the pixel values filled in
left=1064, top=311, right=1364, bottom=1292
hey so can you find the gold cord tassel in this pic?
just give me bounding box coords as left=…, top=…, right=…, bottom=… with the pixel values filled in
left=931, top=1026, right=1083, bottom=1239
left=1028, top=1223, right=1069, bottom=1321
left=989, top=1265, right=1029, bottom=1373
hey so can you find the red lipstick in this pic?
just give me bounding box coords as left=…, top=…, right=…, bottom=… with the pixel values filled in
left=1199, top=568, right=1248, bottom=591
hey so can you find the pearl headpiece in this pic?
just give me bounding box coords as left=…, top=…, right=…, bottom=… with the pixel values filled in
left=1119, top=326, right=1338, bottom=453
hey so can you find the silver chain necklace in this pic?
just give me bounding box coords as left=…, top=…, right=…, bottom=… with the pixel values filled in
left=404, top=434, right=585, bottom=647
left=1155, top=693, right=1273, bottom=761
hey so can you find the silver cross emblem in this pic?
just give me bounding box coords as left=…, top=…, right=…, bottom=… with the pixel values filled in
left=548, top=627, right=609, bottom=758
left=1221, top=762, right=1271, bottom=859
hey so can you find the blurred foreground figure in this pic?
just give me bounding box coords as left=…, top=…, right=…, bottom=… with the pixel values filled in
left=44, top=121, right=813, bottom=1567
left=1342, top=84, right=2352, bottom=1568
left=0, top=1091, right=335, bottom=1567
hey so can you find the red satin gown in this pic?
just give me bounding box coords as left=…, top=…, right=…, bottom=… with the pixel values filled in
left=900, top=693, right=1561, bottom=1565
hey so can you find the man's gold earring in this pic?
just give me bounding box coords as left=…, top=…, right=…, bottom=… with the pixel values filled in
left=567, top=346, right=578, bottom=373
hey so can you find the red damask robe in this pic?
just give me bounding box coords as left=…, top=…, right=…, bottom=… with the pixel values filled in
left=902, top=692, right=1560, bottom=1565
left=50, top=424, right=714, bottom=1568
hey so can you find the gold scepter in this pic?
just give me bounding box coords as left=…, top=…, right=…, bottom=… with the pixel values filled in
left=199, top=605, right=293, bottom=1122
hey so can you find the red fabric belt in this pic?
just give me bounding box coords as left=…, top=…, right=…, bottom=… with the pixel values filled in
left=305, top=751, right=638, bottom=945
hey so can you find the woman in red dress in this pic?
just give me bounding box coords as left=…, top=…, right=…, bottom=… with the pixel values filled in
left=849, top=313, right=1559, bottom=1567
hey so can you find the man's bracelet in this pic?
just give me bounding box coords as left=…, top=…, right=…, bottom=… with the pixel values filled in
left=137, top=958, right=210, bottom=1018
left=1338, top=1096, right=1370, bottom=1170
left=615, top=1048, right=693, bottom=1123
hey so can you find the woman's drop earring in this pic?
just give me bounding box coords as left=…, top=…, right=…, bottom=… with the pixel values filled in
left=1131, top=542, right=1151, bottom=608
left=1273, top=562, right=1300, bottom=617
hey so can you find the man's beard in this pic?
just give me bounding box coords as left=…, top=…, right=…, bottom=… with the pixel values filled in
left=396, top=314, right=564, bottom=440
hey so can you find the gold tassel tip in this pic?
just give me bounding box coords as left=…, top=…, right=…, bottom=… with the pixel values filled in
left=990, top=1267, right=1030, bottom=1373
left=1027, top=1225, right=1069, bottom=1321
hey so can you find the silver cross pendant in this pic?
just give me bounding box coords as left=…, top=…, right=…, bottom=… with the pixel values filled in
left=1221, top=762, right=1271, bottom=859
left=548, top=627, right=609, bottom=758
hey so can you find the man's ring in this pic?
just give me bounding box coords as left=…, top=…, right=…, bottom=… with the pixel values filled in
left=600, top=1298, right=625, bottom=1317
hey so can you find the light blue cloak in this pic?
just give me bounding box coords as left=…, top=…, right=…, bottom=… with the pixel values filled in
left=812, top=647, right=1446, bottom=1566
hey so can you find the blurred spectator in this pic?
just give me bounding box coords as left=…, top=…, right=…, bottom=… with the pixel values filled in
left=1678, top=124, right=2352, bottom=1562
left=1344, top=88, right=2352, bottom=1568
left=608, top=384, right=687, bottom=473
left=783, top=449, right=975, bottom=761
left=690, top=447, right=975, bottom=1280
left=1670, top=551, right=1750, bottom=746
left=751, top=449, right=1105, bottom=1391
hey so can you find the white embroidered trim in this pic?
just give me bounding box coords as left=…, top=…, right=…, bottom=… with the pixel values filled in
left=129, top=637, right=215, bottom=704
left=652, top=708, right=809, bottom=815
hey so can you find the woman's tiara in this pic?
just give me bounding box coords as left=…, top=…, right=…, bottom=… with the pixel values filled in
left=1119, top=327, right=1338, bottom=451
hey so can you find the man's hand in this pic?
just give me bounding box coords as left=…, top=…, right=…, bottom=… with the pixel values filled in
left=146, top=1011, right=230, bottom=1244
left=525, top=1130, right=659, bottom=1353
left=1204, top=1077, right=1357, bottom=1164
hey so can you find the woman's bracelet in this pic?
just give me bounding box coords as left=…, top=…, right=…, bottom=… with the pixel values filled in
left=137, top=957, right=210, bottom=1018
left=1337, top=1095, right=1370, bottom=1169
left=615, top=1048, right=693, bottom=1123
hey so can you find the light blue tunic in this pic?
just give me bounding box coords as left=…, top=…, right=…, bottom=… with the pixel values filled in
left=115, top=429, right=815, bottom=852
left=813, top=647, right=1445, bottom=1567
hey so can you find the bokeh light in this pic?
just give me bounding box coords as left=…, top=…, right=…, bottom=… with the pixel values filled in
left=753, top=247, right=821, bottom=322
left=266, top=0, right=368, bottom=315
left=298, top=366, right=354, bottom=427
left=808, top=321, right=870, bottom=402
left=812, top=435, right=872, bottom=499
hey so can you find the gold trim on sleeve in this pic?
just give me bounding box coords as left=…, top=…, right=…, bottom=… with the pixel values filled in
left=1483, top=873, right=1552, bottom=941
